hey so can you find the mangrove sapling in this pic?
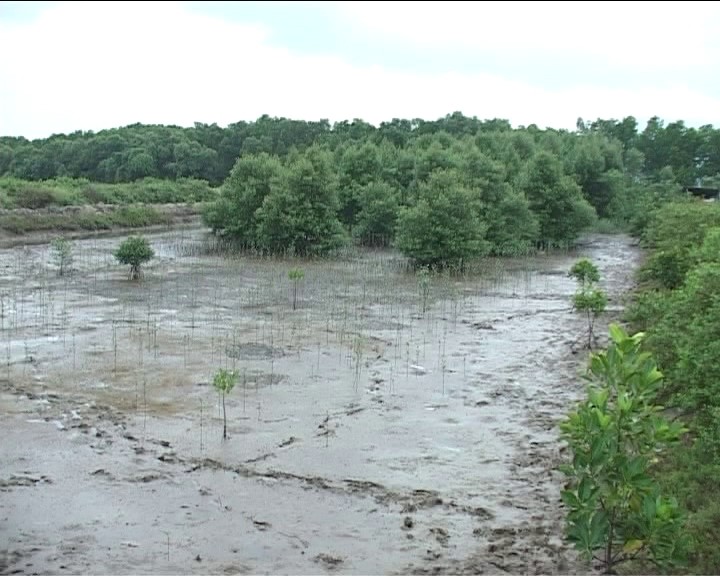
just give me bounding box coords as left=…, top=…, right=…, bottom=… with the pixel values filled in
left=288, top=267, right=305, bottom=311
left=142, top=378, right=147, bottom=441
left=569, top=258, right=600, bottom=288
left=115, top=236, right=155, bottom=281
left=199, top=398, right=204, bottom=454
left=138, top=327, right=144, bottom=368
left=316, top=338, right=321, bottom=374
left=50, top=237, right=73, bottom=277
left=353, top=334, right=364, bottom=390
left=574, top=288, right=607, bottom=349
left=112, top=320, right=118, bottom=373
left=213, top=368, right=238, bottom=440
left=242, top=368, right=247, bottom=413
left=569, top=258, right=607, bottom=349
left=325, top=410, right=330, bottom=448
left=560, top=325, right=689, bottom=573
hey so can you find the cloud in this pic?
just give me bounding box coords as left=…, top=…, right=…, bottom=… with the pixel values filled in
left=336, top=1, right=720, bottom=73
left=1, top=1, right=719, bottom=139
left=0, top=1, right=270, bottom=136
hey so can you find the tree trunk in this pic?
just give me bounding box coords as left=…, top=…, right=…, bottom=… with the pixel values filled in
left=222, top=390, right=227, bottom=440
left=604, top=513, right=615, bottom=574
left=293, top=281, right=297, bottom=310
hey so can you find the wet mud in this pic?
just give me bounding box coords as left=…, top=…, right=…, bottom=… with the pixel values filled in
left=0, top=230, right=641, bottom=574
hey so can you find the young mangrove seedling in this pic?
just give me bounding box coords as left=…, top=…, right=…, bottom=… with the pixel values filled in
left=213, top=368, right=238, bottom=440
left=288, top=267, right=305, bottom=310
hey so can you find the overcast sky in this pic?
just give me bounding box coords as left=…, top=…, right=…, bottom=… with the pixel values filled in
left=1, top=0, right=719, bottom=139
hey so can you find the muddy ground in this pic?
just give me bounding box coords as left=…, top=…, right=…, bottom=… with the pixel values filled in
left=0, top=230, right=641, bottom=575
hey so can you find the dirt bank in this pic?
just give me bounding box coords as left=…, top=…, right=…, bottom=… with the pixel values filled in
left=0, top=231, right=641, bottom=575
left=0, top=204, right=202, bottom=248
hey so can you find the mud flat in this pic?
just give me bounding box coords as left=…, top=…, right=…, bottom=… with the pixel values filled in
left=0, top=230, right=640, bottom=575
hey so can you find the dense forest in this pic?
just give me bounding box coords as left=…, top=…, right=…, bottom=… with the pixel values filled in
left=3, top=113, right=716, bottom=263
left=2, top=114, right=719, bottom=188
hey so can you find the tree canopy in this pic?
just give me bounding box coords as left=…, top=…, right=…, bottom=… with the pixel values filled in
left=1, top=113, right=714, bottom=189
left=3, top=111, right=714, bottom=261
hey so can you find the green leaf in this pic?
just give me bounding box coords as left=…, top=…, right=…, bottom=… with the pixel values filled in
left=623, top=539, right=644, bottom=553
left=567, top=521, right=593, bottom=557
left=609, top=323, right=626, bottom=344
left=643, top=495, right=657, bottom=520
left=618, top=392, right=632, bottom=412
left=589, top=387, right=609, bottom=409
left=589, top=510, right=609, bottom=549
left=578, top=477, right=597, bottom=503
left=561, top=490, right=580, bottom=509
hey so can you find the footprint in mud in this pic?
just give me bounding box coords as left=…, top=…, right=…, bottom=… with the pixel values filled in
left=429, top=527, right=449, bottom=547
left=128, top=472, right=169, bottom=483
left=278, top=436, right=298, bottom=448
left=222, top=563, right=253, bottom=575
left=251, top=518, right=271, bottom=531
left=90, top=469, right=113, bottom=479
left=313, top=553, right=344, bottom=570
left=0, top=473, right=53, bottom=489
left=425, top=549, right=442, bottom=561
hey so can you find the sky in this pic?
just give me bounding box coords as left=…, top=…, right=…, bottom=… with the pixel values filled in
left=1, top=0, right=720, bottom=139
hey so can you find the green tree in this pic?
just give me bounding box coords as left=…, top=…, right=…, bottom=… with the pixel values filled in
left=213, top=368, right=238, bottom=440
left=640, top=202, right=720, bottom=289
left=378, top=144, right=416, bottom=203
left=519, top=151, right=596, bottom=246
left=353, top=181, right=399, bottom=247
left=173, top=140, right=219, bottom=182
left=458, top=148, right=539, bottom=253
left=0, top=144, right=13, bottom=175
left=338, top=142, right=381, bottom=227
left=203, top=153, right=284, bottom=244
left=395, top=170, right=488, bottom=269
left=572, top=135, right=624, bottom=219
left=487, top=188, right=540, bottom=254
left=396, top=170, right=488, bottom=268
left=569, top=258, right=607, bottom=349
left=114, top=236, right=154, bottom=280
left=560, top=325, right=688, bottom=573
left=122, top=149, right=155, bottom=181
left=256, top=147, right=347, bottom=255
left=50, top=237, right=73, bottom=277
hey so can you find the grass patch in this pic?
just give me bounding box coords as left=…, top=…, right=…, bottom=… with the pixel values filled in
left=0, top=204, right=174, bottom=234
left=0, top=176, right=218, bottom=208
left=587, top=218, right=628, bottom=234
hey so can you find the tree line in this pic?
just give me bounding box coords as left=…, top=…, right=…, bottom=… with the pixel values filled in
left=2, top=113, right=718, bottom=189
left=2, top=112, right=714, bottom=264
left=199, top=114, right=699, bottom=263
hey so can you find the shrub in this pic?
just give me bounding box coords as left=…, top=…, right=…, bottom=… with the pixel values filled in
left=114, top=236, right=154, bottom=280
